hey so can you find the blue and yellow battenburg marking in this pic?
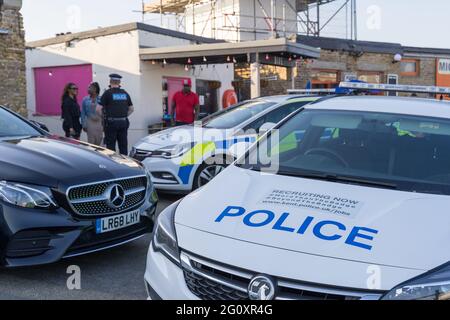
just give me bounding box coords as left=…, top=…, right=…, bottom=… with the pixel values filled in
left=176, top=97, right=319, bottom=184
left=177, top=137, right=256, bottom=184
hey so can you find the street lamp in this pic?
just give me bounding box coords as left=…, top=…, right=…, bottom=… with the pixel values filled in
left=393, top=53, right=403, bottom=63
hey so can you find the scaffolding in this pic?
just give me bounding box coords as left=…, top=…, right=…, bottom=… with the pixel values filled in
left=296, top=0, right=357, bottom=38
left=144, top=0, right=203, bottom=14
left=142, top=0, right=358, bottom=40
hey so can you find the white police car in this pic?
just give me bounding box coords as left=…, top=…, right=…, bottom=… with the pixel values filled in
left=131, top=96, right=320, bottom=193
left=145, top=86, right=450, bottom=300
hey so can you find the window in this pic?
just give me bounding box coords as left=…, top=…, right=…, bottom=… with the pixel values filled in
left=400, top=59, right=420, bottom=76
left=244, top=101, right=312, bottom=133
left=202, top=100, right=275, bottom=129
left=0, top=108, right=42, bottom=138
left=239, top=109, right=450, bottom=195
left=311, top=70, right=339, bottom=89
left=311, top=70, right=338, bottom=83
left=358, top=72, right=382, bottom=84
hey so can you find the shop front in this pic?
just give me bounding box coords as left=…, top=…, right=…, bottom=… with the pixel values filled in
left=436, top=58, right=450, bottom=100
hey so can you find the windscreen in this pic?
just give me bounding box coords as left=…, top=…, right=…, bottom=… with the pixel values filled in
left=203, top=100, right=276, bottom=129
left=239, top=109, right=450, bottom=195
left=0, top=108, right=42, bottom=138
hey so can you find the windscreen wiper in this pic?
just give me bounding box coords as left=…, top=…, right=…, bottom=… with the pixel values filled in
left=277, top=170, right=398, bottom=190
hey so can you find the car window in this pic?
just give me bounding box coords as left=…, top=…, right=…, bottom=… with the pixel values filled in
left=203, top=101, right=276, bottom=129
left=0, top=108, right=42, bottom=138
left=199, top=101, right=246, bottom=124
left=240, top=109, right=450, bottom=195
left=244, top=101, right=313, bottom=132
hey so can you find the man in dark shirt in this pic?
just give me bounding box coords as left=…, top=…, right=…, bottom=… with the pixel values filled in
left=171, top=79, right=200, bottom=126
left=100, top=74, right=134, bottom=155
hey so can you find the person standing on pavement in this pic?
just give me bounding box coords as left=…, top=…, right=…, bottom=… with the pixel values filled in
left=100, top=74, right=134, bottom=155
left=61, top=83, right=82, bottom=140
left=81, top=82, right=103, bottom=145
left=171, top=79, right=200, bottom=126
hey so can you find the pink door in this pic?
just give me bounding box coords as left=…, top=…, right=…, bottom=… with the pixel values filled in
left=34, top=64, right=93, bottom=116
left=166, top=76, right=191, bottom=115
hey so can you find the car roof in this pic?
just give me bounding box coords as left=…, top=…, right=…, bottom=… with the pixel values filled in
left=306, top=95, right=450, bottom=119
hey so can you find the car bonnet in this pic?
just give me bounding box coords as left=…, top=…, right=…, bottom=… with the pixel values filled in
left=175, top=165, right=450, bottom=274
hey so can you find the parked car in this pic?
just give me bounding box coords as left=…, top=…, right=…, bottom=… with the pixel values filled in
left=145, top=95, right=450, bottom=300
left=0, top=105, right=158, bottom=267
left=131, top=95, right=321, bottom=193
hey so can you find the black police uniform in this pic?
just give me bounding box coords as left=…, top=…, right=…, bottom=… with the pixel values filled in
left=100, top=79, right=133, bottom=155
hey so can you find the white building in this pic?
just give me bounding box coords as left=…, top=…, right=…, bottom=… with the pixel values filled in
left=26, top=23, right=234, bottom=147
left=26, top=8, right=320, bottom=152
left=184, top=0, right=298, bottom=42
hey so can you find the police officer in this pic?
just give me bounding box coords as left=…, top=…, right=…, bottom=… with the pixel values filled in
left=100, top=74, right=134, bottom=155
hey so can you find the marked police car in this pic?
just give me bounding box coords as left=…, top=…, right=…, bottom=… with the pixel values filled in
left=131, top=95, right=320, bottom=193
left=145, top=83, right=450, bottom=300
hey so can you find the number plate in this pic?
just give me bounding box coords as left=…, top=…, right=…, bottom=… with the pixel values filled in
left=95, top=210, right=140, bottom=234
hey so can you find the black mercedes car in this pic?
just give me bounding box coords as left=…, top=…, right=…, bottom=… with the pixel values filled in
left=0, top=106, right=158, bottom=267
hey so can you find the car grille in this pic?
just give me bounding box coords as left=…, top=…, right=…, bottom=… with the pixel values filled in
left=180, top=252, right=383, bottom=301
left=67, top=176, right=147, bottom=216
left=184, top=271, right=249, bottom=300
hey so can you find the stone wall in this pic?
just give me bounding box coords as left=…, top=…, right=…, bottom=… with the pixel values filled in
left=0, top=1, right=26, bottom=116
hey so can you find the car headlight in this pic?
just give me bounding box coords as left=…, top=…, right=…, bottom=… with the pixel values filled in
left=152, top=200, right=181, bottom=265
left=0, top=181, right=58, bottom=210
left=152, top=142, right=195, bottom=159
left=382, top=262, right=450, bottom=300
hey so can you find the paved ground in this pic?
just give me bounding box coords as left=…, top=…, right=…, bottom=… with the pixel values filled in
left=0, top=194, right=182, bottom=300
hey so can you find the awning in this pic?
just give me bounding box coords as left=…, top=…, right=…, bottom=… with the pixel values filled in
left=140, top=38, right=320, bottom=67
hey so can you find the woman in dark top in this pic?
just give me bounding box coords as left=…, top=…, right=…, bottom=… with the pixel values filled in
left=61, top=83, right=82, bottom=139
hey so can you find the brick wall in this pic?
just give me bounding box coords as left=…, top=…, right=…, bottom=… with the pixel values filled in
left=0, top=4, right=26, bottom=116
left=297, top=50, right=403, bottom=88
left=235, top=50, right=439, bottom=99
left=399, top=57, right=436, bottom=87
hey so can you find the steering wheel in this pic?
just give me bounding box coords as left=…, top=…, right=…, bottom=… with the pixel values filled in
left=304, top=148, right=350, bottom=168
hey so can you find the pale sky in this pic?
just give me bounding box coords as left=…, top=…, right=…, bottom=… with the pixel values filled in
left=21, top=0, right=450, bottom=49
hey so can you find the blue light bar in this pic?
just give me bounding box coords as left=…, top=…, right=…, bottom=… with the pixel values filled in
left=339, top=82, right=450, bottom=94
